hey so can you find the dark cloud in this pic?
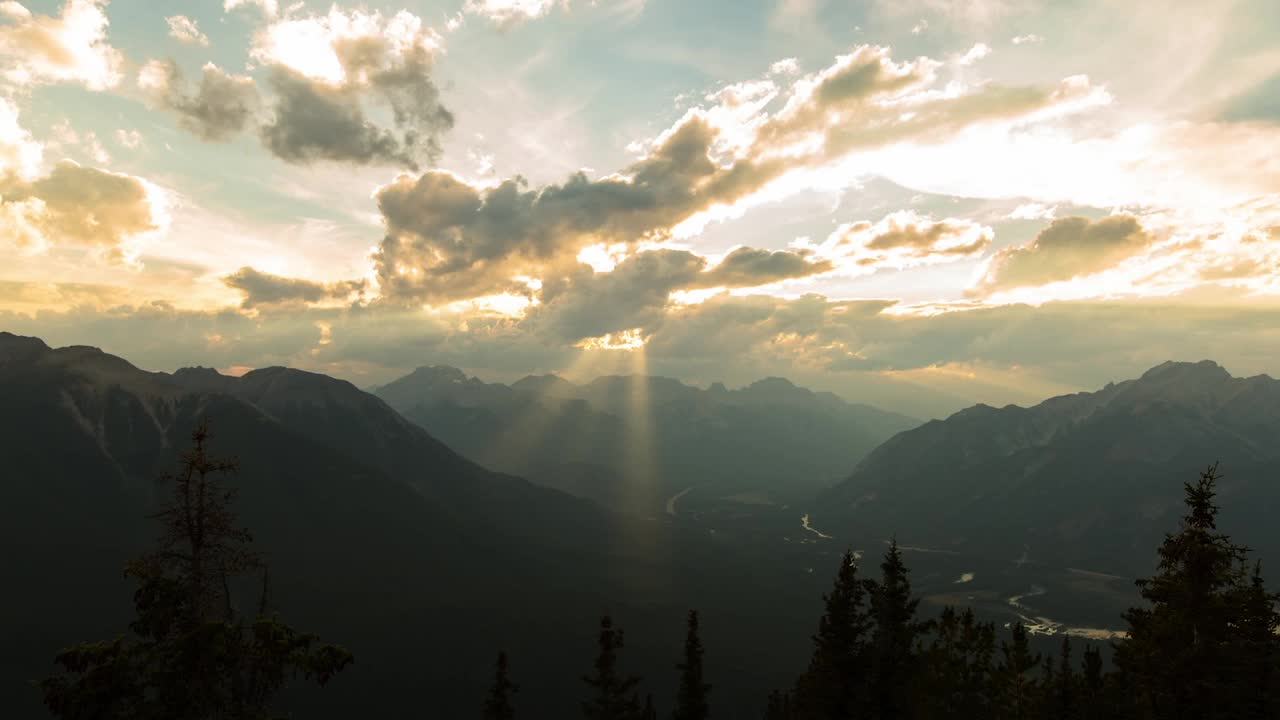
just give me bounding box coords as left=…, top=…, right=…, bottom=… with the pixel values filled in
left=254, top=10, right=454, bottom=170
left=973, top=214, right=1152, bottom=293
left=223, top=266, right=366, bottom=308
left=141, top=60, right=259, bottom=142
left=260, top=68, right=419, bottom=168
left=698, top=247, right=834, bottom=286
left=372, top=114, right=781, bottom=303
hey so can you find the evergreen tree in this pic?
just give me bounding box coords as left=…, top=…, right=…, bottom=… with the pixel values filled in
left=1042, top=637, right=1076, bottom=720
left=1233, top=561, right=1280, bottom=718
left=1114, top=464, right=1252, bottom=720
left=916, top=607, right=995, bottom=719
left=643, top=694, right=658, bottom=720
left=1079, top=645, right=1111, bottom=720
left=865, top=540, right=928, bottom=720
left=40, top=421, right=352, bottom=720
left=484, top=651, right=517, bottom=720
left=792, top=549, right=870, bottom=719
left=993, top=622, right=1040, bottom=720
left=672, top=610, right=710, bottom=720
left=583, top=616, right=643, bottom=720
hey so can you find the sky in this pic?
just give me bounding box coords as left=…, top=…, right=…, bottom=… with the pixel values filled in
left=2, top=0, right=1279, bottom=417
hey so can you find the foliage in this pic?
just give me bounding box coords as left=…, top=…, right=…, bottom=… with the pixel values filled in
left=40, top=421, right=352, bottom=720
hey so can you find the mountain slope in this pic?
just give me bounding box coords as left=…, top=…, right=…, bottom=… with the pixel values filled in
left=374, top=366, right=918, bottom=510
left=0, top=333, right=822, bottom=719
left=813, top=360, right=1280, bottom=576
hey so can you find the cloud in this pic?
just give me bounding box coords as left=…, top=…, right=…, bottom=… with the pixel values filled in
left=251, top=6, right=454, bottom=169
left=956, top=43, right=992, bottom=66
left=0, top=0, right=123, bottom=90
left=10, top=288, right=1280, bottom=417
left=224, top=0, right=278, bottom=17
left=698, top=247, right=834, bottom=287
left=531, top=249, right=705, bottom=340
left=139, top=60, right=259, bottom=142
left=463, top=0, right=645, bottom=27
left=371, top=115, right=761, bottom=304
left=799, top=211, right=992, bottom=274
left=1011, top=34, right=1043, bottom=45
left=114, top=128, right=142, bottom=150
left=0, top=97, right=42, bottom=177
left=223, top=266, right=367, bottom=309
left=166, top=15, right=208, bottom=46
left=973, top=214, right=1153, bottom=294
left=464, top=0, right=561, bottom=25
left=0, top=160, right=163, bottom=256
left=372, top=44, right=1095, bottom=304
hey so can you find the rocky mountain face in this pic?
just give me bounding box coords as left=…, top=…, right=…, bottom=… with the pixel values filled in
left=374, top=365, right=918, bottom=511
left=814, top=360, right=1280, bottom=576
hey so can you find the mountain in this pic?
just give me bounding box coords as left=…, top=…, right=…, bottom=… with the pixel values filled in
left=812, top=360, right=1280, bottom=577
left=373, top=366, right=918, bottom=511
left=0, top=333, right=825, bottom=719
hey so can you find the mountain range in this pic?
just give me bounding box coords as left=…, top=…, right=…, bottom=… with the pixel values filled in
left=8, top=329, right=1280, bottom=717
left=373, top=365, right=917, bottom=511
left=814, top=359, right=1280, bottom=578
left=0, top=332, right=823, bottom=719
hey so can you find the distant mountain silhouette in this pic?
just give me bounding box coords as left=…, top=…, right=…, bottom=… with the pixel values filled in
left=813, top=360, right=1280, bottom=576
left=374, top=366, right=917, bottom=511
left=0, top=332, right=821, bottom=719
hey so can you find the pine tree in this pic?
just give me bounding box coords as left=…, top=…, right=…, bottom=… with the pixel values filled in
left=583, top=615, right=643, bottom=720
left=1233, top=561, right=1280, bottom=718
left=1042, top=637, right=1076, bottom=720
left=993, top=622, right=1040, bottom=720
left=484, top=651, right=518, bottom=720
left=642, top=694, right=658, bottom=720
left=1114, top=463, right=1252, bottom=720
left=792, top=549, right=870, bottom=719
left=672, top=610, right=710, bottom=720
left=865, top=540, right=927, bottom=720
left=1079, top=645, right=1108, bottom=720
left=917, top=607, right=995, bottom=719
left=40, top=421, right=353, bottom=720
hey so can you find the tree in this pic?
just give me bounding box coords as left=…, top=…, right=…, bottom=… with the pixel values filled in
left=792, top=549, right=870, bottom=719
left=642, top=694, right=658, bottom=720
left=992, top=622, right=1040, bottom=720
left=1114, top=464, right=1253, bottom=720
left=916, top=607, right=995, bottom=719
left=40, top=420, right=352, bottom=720
left=484, top=651, right=517, bottom=720
left=672, top=610, right=710, bottom=720
left=1233, top=561, right=1280, bottom=719
left=1041, top=637, right=1076, bottom=720
left=865, top=540, right=928, bottom=720
left=765, top=689, right=794, bottom=720
left=583, top=616, right=643, bottom=720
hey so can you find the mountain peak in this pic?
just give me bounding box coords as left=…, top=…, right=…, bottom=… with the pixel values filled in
left=407, top=365, right=469, bottom=384
left=0, top=332, right=50, bottom=363
left=1139, top=359, right=1232, bottom=384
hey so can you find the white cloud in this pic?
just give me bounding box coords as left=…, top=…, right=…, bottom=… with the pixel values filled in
left=0, top=97, right=42, bottom=178
left=166, top=15, right=209, bottom=46
left=115, top=128, right=142, bottom=150
left=224, top=0, right=278, bottom=18
left=463, top=0, right=643, bottom=26
left=956, top=43, right=992, bottom=66
left=465, top=0, right=561, bottom=25
left=1011, top=34, right=1043, bottom=45
left=0, top=0, right=124, bottom=90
